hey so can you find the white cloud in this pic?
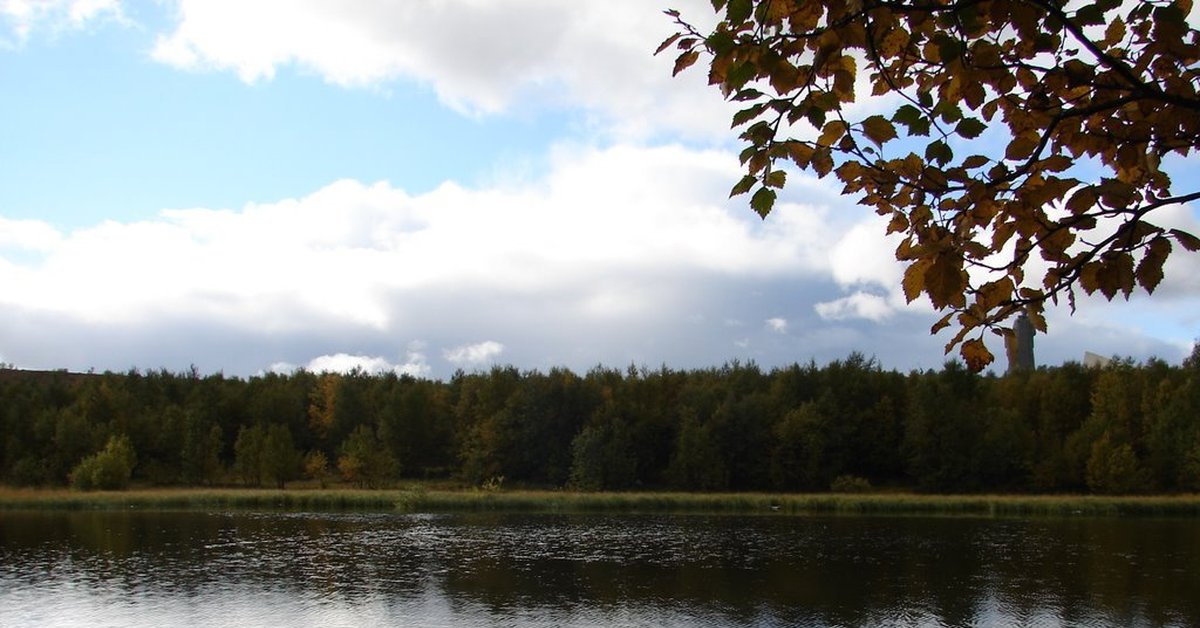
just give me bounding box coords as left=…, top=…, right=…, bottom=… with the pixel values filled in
left=1, top=0, right=123, bottom=44
left=150, top=0, right=734, bottom=140
left=0, top=217, right=62, bottom=251
left=305, top=351, right=430, bottom=377
left=2, top=139, right=1194, bottom=376
left=0, top=144, right=844, bottom=373
left=814, top=292, right=894, bottom=323
left=444, top=341, right=504, bottom=368
left=765, top=317, right=788, bottom=333
left=827, top=214, right=905, bottom=292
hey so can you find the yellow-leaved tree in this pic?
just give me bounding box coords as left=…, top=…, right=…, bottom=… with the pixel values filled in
left=662, top=0, right=1200, bottom=370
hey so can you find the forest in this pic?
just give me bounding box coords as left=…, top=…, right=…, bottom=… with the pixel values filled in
left=2, top=350, right=1199, bottom=495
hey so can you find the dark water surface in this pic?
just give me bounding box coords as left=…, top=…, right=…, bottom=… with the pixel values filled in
left=1, top=509, right=1197, bottom=627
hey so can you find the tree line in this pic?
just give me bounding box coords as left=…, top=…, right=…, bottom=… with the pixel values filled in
left=2, top=350, right=1199, bottom=494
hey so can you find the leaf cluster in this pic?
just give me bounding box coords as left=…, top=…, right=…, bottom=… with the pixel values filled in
left=663, top=0, right=1200, bottom=369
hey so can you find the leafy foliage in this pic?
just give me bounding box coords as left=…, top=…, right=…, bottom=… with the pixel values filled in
left=303, top=450, right=331, bottom=488
left=69, top=434, right=136, bottom=491
left=663, top=0, right=1200, bottom=369
left=3, top=354, right=1200, bottom=495
left=338, top=424, right=397, bottom=489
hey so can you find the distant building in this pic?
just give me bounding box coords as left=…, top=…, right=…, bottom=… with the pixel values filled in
left=1083, top=352, right=1112, bottom=368
left=1005, top=313, right=1035, bottom=374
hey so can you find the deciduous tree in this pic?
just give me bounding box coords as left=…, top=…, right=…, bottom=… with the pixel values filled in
left=663, top=0, right=1200, bottom=369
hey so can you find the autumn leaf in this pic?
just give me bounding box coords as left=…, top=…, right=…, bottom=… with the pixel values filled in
left=764, top=169, right=787, bottom=188
left=666, top=0, right=1200, bottom=371
left=1171, top=229, right=1200, bottom=251
left=903, top=258, right=933, bottom=303
left=818, top=120, right=848, bottom=147
left=1136, top=237, right=1171, bottom=293
left=1005, top=131, right=1040, bottom=161
left=861, top=116, right=898, bottom=147
left=923, top=255, right=968, bottom=309
left=960, top=338, right=994, bottom=371
left=655, top=33, right=683, bottom=55
left=673, top=50, right=700, bottom=76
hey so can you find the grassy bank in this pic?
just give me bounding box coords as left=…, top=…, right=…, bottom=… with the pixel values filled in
left=3, top=486, right=1200, bottom=517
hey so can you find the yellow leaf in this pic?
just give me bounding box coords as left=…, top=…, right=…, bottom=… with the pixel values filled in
left=818, top=120, right=848, bottom=147
left=903, top=258, right=933, bottom=303
left=975, top=278, right=1014, bottom=312
left=960, top=338, right=994, bottom=372
left=886, top=211, right=909, bottom=234
left=811, top=148, right=834, bottom=177
left=924, top=254, right=967, bottom=309
left=835, top=160, right=864, bottom=184
left=930, top=312, right=954, bottom=334
left=862, top=115, right=898, bottom=147
left=786, top=142, right=815, bottom=168
left=878, top=28, right=909, bottom=58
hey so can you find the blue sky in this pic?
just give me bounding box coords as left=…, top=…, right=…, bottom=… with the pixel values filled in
left=0, top=5, right=564, bottom=227
left=1, top=0, right=1197, bottom=378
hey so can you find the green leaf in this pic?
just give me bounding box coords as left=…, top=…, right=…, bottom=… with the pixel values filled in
left=730, top=174, right=757, bottom=197
left=893, top=104, right=922, bottom=126
left=732, top=104, right=767, bottom=128
left=925, top=140, right=953, bottom=166
left=955, top=118, right=987, bottom=139
left=726, top=61, right=758, bottom=89
left=806, top=106, right=827, bottom=129
left=727, top=0, right=752, bottom=23
left=936, top=36, right=963, bottom=63
left=750, top=187, right=778, bottom=218
left=732, top=88, right=764, bottom=102
left=706, top=30, right=736, bottom=55
left=1075, top=4, right=1105, bottom=25
left=934, top=101, right=963, bottom=123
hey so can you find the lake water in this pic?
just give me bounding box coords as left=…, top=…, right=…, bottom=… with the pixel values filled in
left=1, top=509, right=1197, bottom=627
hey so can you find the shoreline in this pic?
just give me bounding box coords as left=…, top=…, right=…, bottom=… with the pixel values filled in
left=3, top=487, right=1200, bottom=517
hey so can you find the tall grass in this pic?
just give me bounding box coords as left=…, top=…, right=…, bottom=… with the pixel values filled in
left=2, top=486, right=1199, bottom=517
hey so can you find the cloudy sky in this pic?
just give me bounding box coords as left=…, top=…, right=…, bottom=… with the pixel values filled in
left=1, top=0, right=1197, bottom=379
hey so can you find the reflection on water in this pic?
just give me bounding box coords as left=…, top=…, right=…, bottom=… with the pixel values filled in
left=1, top=509, right=1197, bottom=627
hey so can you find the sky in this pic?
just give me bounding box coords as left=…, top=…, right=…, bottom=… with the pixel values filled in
left=1, top=0, right=1198, bottom=379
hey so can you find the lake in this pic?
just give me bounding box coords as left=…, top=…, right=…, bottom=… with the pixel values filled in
left=1, top=509, right=1197, bottom=627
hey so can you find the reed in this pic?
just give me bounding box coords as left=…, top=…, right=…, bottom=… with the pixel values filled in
left=2, top=486, right=1199, bottom=517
